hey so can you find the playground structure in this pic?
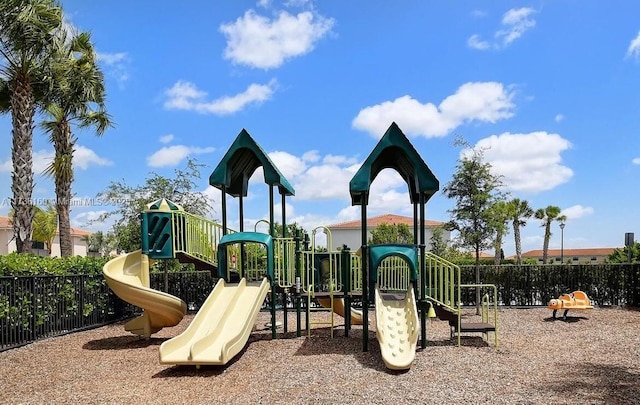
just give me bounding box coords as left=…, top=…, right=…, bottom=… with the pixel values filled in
left=548, top=290, right=594, bottom=320
left=103, top=123, right=499, bottom=371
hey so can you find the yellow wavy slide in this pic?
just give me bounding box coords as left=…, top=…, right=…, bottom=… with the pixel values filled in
left=159, top=277, right=270, bottom=366
left=375, top=285, right=419, bottom=370
left=103, top=250, right=187, bottom=338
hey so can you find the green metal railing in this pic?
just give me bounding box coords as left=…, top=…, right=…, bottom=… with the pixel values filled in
left=459, top=283, right=499, bottom=347
left=424, top=252, right=460, bottom=308
left=170, top=211, right=228, bottom=267
left=376, top=256, right=411, bottom=292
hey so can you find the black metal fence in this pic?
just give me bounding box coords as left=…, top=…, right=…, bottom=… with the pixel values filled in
left=0, top=274, right=137, bottom=352
left=2, top=263, right=639, bottom=352
left=459, top=263, right=640, bottom=307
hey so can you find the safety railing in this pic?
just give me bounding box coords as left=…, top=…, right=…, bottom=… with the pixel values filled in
left=274, top=237, right=296, bottom=288
left=376, top=256, right=412, bottom=292
left=424, top=252, right=460, bottom=308
left=458, top=283, right=499, bottom=347
left=171, top=211, right=228, bottom=267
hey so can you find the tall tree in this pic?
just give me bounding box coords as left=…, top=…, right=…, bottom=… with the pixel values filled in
left=534, top=205, right=566, bottom=264
left=506, top=198, right=534, bottom=265
left=487, top=200, right=510, bottom=265
left=429, top=226, right=448, bottom=257
left=443, top=142, right=503, bottom=313
left=0, top=0, right=63, bottom=253
left=95, top=158, right=213, bottom=253
left=41, top=29, right=111, bottom=257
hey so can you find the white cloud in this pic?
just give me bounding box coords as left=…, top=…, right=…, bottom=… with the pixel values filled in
left=163, top=79, right=277, bottom=115
left=633, top=157, right=640, bottom=165
left=561, top=205, right=594, bottom=220
left=469, top=7, right=536, bottom=50
left=626, top=31, right=640, bottom=59
left=473, top=131, right=573, bottom=193
left=302, top=150, right=321, bottom=163
left=293, top=162, right=356, bottom=200
left=146, top=145, right=215, bottom=168
left=352, top=81, right=515, bottom=138
left=159, top=134, right=174, bottom=144
left=96, top=51, right=129, bottom=87
left=72, top=210, right=110, bottom=232
left=268, top=150, right=308, bottom=181
left=0, top=147, right=110, bottom=174
left=74, top=145, right=113, bottom=169
left=0, top=158, right=12, bottom=173
left=467, top=34, right=490, bottom=50
left=33, top=150, right=55, bottom=174
left=220, top=10, right=334, bottom=69
left=323, top=154, right=359, bottom=166
left=496, top=8, right=537, bottom=46
left=555, top=114, right=564, bottom=122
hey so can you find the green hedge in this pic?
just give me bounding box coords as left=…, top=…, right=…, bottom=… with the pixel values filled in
left=0, top=253, right=110, bottom=277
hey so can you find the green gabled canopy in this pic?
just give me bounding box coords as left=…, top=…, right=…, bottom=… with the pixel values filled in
left=146, top=198, right=184, bottom=211
left=349, top=122, right=439, bottom=206
left=209, top=129, right=295, bottom=197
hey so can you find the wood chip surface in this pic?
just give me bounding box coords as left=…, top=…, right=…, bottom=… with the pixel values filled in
left=1, top=307, right=639, bottom=404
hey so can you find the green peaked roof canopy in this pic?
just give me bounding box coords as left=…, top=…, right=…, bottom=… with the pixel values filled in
left=349, top=122, right=439, bottom=206
left=146, top=198, right=184, bottom=211
left=209, top=129, right=295, bottom=197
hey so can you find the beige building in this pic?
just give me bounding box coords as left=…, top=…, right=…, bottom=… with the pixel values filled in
left=0, top=216, right=92, bottom=257
left=518, top=248, right=616, bottom=264
left=325, top=213, right=449, bottom=252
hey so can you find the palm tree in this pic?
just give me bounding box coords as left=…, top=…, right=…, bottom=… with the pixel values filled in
left=32, top=203, right=57, bottom=254
left=0, top=0, right=62, bottom=253
left=487, top=200, right=510, bottom=265
left=41, top=29, right=112, bottom=257
left=507, top=198, right=534, bottom=265
left=534, top=205, right=566, bottom=264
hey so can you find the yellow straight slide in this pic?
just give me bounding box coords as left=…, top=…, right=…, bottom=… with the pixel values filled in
left=375, top=285, right=419, bottom=370
left=316, top=297, right=364, bottom=325
left=159, top=277, right=270, bottom=366
left=103, top=250, right=187, bottom=338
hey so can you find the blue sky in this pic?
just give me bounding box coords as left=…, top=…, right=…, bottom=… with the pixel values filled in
left=1, top=0, right=640, bottom=256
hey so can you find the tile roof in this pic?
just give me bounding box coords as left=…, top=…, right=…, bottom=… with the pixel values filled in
left=518, top=248, right=616, bottom=257
left=327, top=213, right=444, bottom=229
left=0, top=216, right=92, bottom=236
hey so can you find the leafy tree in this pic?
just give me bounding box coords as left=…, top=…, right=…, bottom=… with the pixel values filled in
left=0, top=0, right=63, bottom=253
left=506, top=198, right=534, bottom=265
left=95, top=158, right=213, bottom=253
left=31, top=203, right=57, bottom=253
left=443, top=141, right=503, bottom=313
left=429, top=226, right=448, bottom=257
left=608, top=242, right=640, bottom=263
left=41, top=29, right=112, bottom=257
left=534, top=205, right=566, bottom=264
left=368, top=223, right=413, bottom=244
left=83, top=231, right=117, bottom=257
left=487, top=200, right=510, bottom=265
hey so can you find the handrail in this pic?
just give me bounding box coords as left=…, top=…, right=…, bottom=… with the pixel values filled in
left=458, top=283, right=499, bottom=347
left=170, top=211, right=229, bottom=267
left=424, top=252, right=460, bottom=309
